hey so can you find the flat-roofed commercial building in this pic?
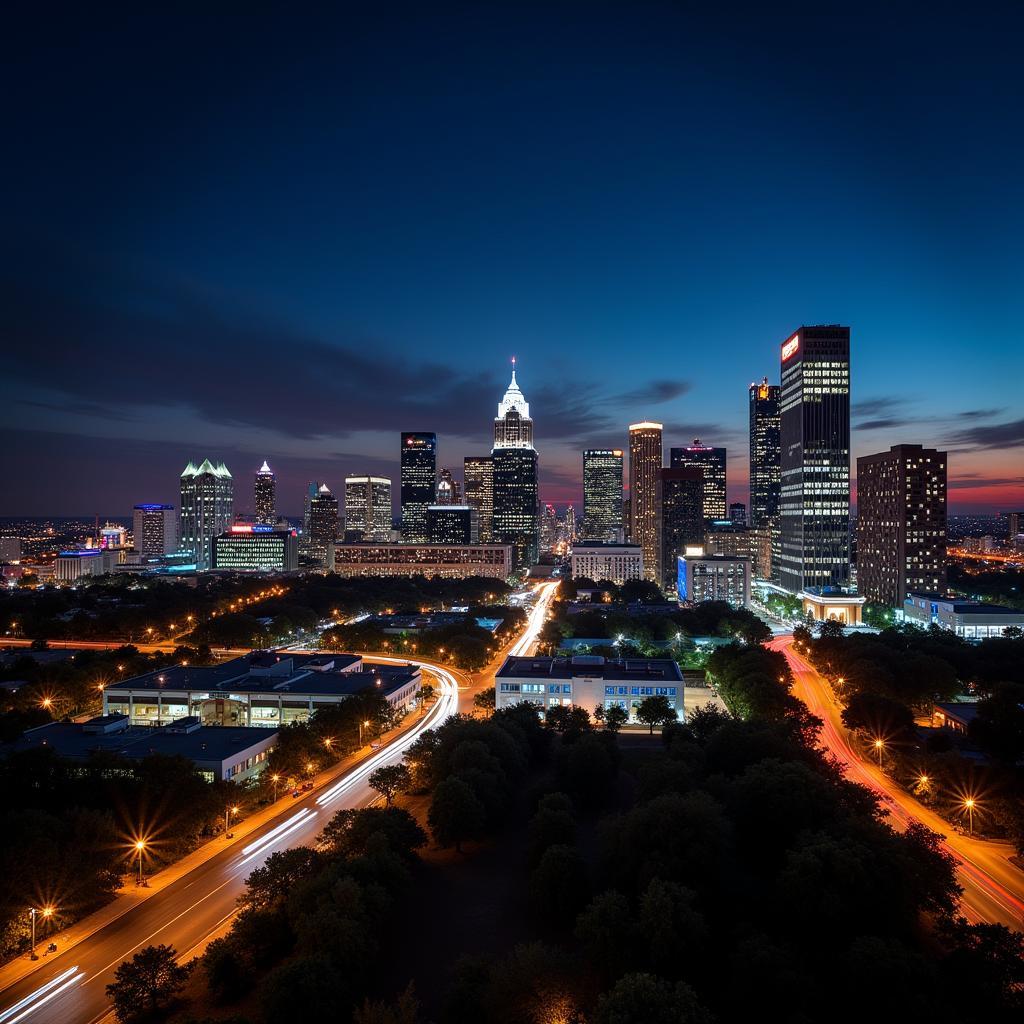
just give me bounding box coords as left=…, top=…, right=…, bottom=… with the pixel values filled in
left=8, top=714, right=276, bottom=783
left=670, top=440, right=727, bottom=522
left=582, top=449, right=624, bottom=541
left=213, top=524, right=299, bottom=572
left=133, top=504, right=177, bottom=556
left=427, top=505, right=478, bottom=545
left=677, top=553, right=751, bottom=607
left=55, top=548, right=119, bottom=582
left=334, top=543, right=512, bottom=579
left=495, top=654, right=684, bottom=723
left=101, top=652, right=421, bottom=729
left=903, top=592, right=1024, bottom=638
left=570, top=543, right=644, bottom=585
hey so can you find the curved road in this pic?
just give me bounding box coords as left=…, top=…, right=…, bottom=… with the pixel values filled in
left=772, top=634, right=1024, bottom=930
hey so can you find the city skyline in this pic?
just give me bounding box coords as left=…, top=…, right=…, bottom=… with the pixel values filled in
left=2, top=10, right=1022, bottom=517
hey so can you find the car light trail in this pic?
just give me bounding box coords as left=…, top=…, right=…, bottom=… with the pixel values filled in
left=0, top=968, right=82, bottom=1024
left=238, top=809, right=319, bottom=865
left=240, top=808, right=314, bottom=855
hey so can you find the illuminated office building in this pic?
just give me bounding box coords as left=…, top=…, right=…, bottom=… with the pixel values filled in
left=400, top=433, right=436, bottom=542
left=582, top=449, right=624, bottom=542
left=463, top=456, right=494, bottom=542
left=254, top=460, right=276, bottom=525
left=179, top=459, right=234, bottom=570
left=670, top=440, right=727, bottom=521
left=629, top=423, right=663, bottom=582
left=659, top=467, right=704, bottom=591
left=779, top=325, right=851, bottom=593
left=308, top=484, right=340, bottom=565
left=749, top=377, right=781, bottom=581
left=345, top=476, right=392, bottom=542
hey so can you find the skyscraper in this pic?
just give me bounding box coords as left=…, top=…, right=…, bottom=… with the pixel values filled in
left=303, top=481, right=321, bottom=539
left=179, top=460, right=234, bottom=569
left=728, top=502, right=747, bottom=527
left=670, top=440, right=727, bottom=521
left=436, top=467, right=461, bottom=505
left=779, top=325, right=851, bottom=593
left=540, top=503, right=558, bottom=552
left=582, top=449, right=624, bottom=542
left=400, top=432, right=436, bottom=542
left=345, top=476, right=393, bottom=542
left=308, top=483, right=339, bottom=565
left=428, top=505, right=478, bottom=545
left=133, top=503, right=176, bottom=556
left=492, top=359, right=539, bottom=570
left=254, top=460, right=276, bottom=525
left=659, top=467, right=704, bottom=591
left=749, top=377, right=782, bottom=581
left=629, top=423, right=663, bottom=582
left=856, top=444, right=947, bottom=607
left=463, top=456, right=494, bottom=542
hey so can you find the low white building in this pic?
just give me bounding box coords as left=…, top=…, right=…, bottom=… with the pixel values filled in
left=677, top=553, right=751, bottom=607
left=55, top=549, right=119, bottom=583
left=903, top=592, right=1024, bottom=638
left=495, top=654, right=684, bottom=723
left=570, top=543, right=644, bottom=585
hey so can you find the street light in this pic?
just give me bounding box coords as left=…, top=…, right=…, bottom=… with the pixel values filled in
left=873, top=738, right=885, bottom=769
left=224, top=804, right=239, bottom=836
left=964, top=797, right=976, bottom=836
left=28, top=905, right=54, bottom=960
left=134, top=839, right=147, bottom=886
left=271, top=773, right=281, bottom=801
left=359, top=719, right=370, bottom=745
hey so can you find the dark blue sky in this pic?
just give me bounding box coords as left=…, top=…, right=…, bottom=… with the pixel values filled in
left=3, top=6, right=1022, bottom=515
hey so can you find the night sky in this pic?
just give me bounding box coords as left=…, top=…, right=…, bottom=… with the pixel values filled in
left=3, top=6, right=1022, bottom=516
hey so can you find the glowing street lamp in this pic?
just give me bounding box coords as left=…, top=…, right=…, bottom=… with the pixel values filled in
left=873, top=738, right=885, bottom=769
left=224, top=804, right=239, bottom=836
left=28, top=905, right=55, bottom=960
left=271, top=773, right=281, bottom=801
left=134, top=839, right=147, bottom=886
left=359, top=719, right=370, bottom=746
left=964, top=797, right=976, bottom=836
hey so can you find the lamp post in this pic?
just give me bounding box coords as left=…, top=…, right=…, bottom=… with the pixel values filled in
left=873, top=738, right=884, bottom=769
left=964, top=797, right=976, bottom=836
left=271, top=774, right=281, bottom=801
left=28, top=906, right=53, bottom=959
left=224, top=804, right=238, bottom=836
left=135, top=839, right=146, bottom=886
left=359, top=719, right=370, bottom=746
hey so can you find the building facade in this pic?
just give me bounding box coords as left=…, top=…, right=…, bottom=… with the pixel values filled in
left=670, top=440, right=727, bottom=522
left=308, top=484, right=339, bottom=565
left=856, top=444, right=947, bottom=607
left=570, top=543, right=644, bottom=585
left=400, top=432, right=437, bottom=542
left=495, top=654, right=685, bottom=724
left=677, top=553, right=751, bottom=607
left=463, top=455, right=494, bottom=542
left=492, top=361, right=539, bottom=570
left=253, top=460, right=276, bottom=525
left=779, top=326, right=851, bottom=593
left=179, top=459, right=234, bottom=570
left=133, top=504, right=176, bottom=556
left=213, top=524, right=299, bottom=572
left=345, top=476, right=392, bottom=542
left=427, top=505, right=478, bottom=545
left=903, top=592, right=1024, bottom=638
left=628, top=422, right=663, bottom=582
left=334, top=543, right=512, bottom=579
left=659, top=467, right=704, bottom=592
left=582, top=449, right=624, bottom=541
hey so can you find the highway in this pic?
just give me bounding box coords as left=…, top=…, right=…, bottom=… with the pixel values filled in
left=772, top=634, right=1024, bottom=931
left=0, top=580, right=559, bottom=1023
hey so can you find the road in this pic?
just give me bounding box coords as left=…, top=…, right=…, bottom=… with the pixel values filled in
left=772, top=634, right=1024, bottom=931
left=0, top=581, right=560, bottom=1024
left=0, top=660, right=462, bottom=1024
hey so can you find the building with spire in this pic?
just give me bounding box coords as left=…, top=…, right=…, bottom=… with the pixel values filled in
left=308, top=483, right=339, bottom=566
left=180, top=459, right=234, bottom=569
left=254, top=460, right=276, bottom=525
left=492, top=358, right=539, bottom=570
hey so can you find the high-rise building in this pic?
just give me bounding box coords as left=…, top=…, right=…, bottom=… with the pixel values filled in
left=748, top=377, right=782, bottom=582
left=308, top=484, right=340, bottom=565
left=629, top=422, right=663, bottom=582
left=463, top=456, right=494, bottom=542
left=254, top=461, right=276, bottom=525
left=856, top=444, right=947, bottom=607
left=659, top=468, right=704, bottom=591
left=133, top=504, right=177, bottom=556
left=1007, top=511, right=1024, bottom=548
left=564, top=505, right=576, bottom=546
left=582, top=449, right=624, bottom=541
left=179, top=460, right=234, bottom=570
left=492, top=360, right=539, bottom=570
left=779, top=325, right=851, bottom=593
left=670, top=440, right=727, bottom=521
left=400, top=433, right=437, bottom=542
left=345, top=476, right=392, bottom=542
left=728, top=503, right=747, bottom=527
left=540, top=503, right=558, bottom=553
left=303, top=481, right=321, bottom=539
left=427, top=505, right=478, bottom=545
left=436, top=467, right=461, bottom=505
left=213, top=524, right=299, bottom=572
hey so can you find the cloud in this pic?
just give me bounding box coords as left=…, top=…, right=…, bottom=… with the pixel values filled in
left=949, top=418, right=1024, bottom=450
left=852, top=397, right=900, bottom=417
left=856, top=418, right=905, bottom=431
left=616, top=379, right=691, bottom=405
left=948, top=475, right=1024, bottom=490
left=956, top=408, right=1004, bottom=420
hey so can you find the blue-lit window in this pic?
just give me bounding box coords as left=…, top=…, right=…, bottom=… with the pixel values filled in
left=499, top=683, right=520, bottom=692
left=604, top=686, right=616, bottom=695
left=617, top=686, right=629, bottom=696
left=562, top=685, right=572, bottom=694
left=549, top=684, right=561, bottom=694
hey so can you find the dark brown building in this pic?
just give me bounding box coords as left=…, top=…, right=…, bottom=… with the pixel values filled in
left=856, top=444, right=947, bottom=607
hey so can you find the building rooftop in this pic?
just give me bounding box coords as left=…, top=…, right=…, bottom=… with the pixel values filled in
left=907, top=592, right=1022, bottom=615
left=102, top=651, right=419, bottom=697
left=497, top=655, right=683, bottom=682
left=6, top=715, right=274, bottom=764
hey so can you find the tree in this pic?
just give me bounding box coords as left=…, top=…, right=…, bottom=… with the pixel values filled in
left=473, top=689, right=496, bottom=715
left=636, top=695, right=676, bottom=734
left=969, top=683, right=1024, bottom=764
left=840, top=692, right=915, bottom=740
left=238, top=847, right=322, bottom=912
left=529, top=843, right=589, bottom=926
left=416, top=683, right=435, bottom=713
left=428, top=776, right=486, bottom=852
left=605, top=704, right=629, bottom=733
left=318, top=806, right=427, bottom=859
left=107, top=944, right=192, bottom=1022
left=368, top=764, right=411, bottom=806
left=546, top=704, right=591, bottom=738
left=574, top=890, right=635, bottom=979
left=353, top=982, right=421, bottom=1024
left=595, top=973, right=713, bottom=1024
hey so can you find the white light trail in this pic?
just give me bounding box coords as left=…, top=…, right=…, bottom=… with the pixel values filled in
left=0, top=968, right=82, bottom=1024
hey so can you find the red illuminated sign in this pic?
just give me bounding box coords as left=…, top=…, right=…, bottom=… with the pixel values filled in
left=781, top=335, right=799, bottom=361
